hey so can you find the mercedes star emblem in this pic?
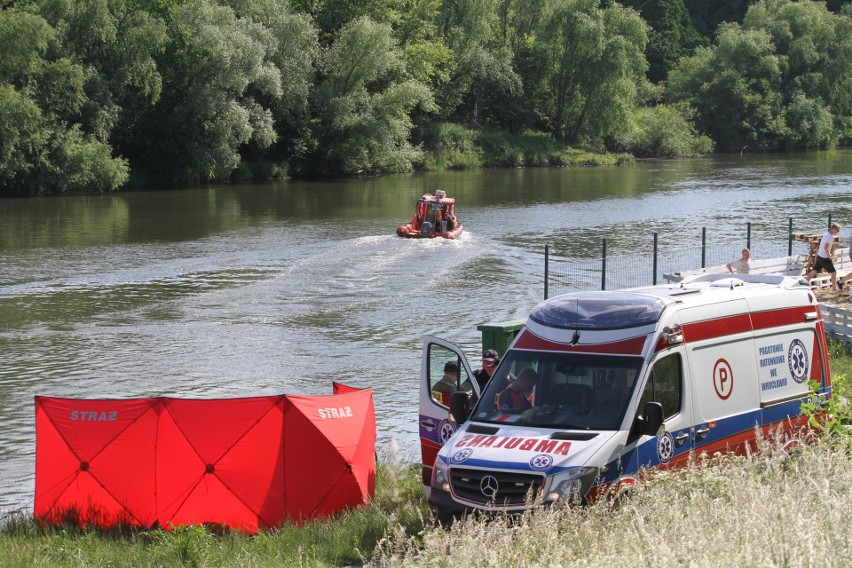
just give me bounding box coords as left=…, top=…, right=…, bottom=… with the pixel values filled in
left=480, top=475, right=499, bottom=499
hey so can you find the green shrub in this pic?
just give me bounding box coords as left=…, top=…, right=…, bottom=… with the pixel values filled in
left=615, top=104, right=714, bottom=158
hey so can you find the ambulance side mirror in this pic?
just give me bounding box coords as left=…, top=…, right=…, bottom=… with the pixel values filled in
left=640, top=402, right=664, bottom=436
left=449, top=391, right=470, bottom=425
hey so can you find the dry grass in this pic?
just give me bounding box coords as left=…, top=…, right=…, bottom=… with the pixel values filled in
left=371, top=439, right=852, bottom=567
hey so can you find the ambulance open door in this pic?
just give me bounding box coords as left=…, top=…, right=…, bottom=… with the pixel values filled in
left=418, top=337, right=478, bottom=491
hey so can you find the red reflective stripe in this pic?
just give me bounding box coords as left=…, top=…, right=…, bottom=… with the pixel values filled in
left=681, top=314, right=752, bottom=342
left=513, top=330, right=646, bottom=355
left=750, top=306, right=812, bottom=330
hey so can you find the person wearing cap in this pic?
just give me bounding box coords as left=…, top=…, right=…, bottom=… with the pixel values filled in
left=433, top=361, right=461, bottom=394
left=473, top=349, right=500, bottom=391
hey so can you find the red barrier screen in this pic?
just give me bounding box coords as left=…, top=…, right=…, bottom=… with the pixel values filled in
left=34, top=387, right=375, bottom=532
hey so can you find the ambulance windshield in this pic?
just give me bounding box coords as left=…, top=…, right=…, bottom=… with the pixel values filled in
left=472, top=351, right=643, bottom=431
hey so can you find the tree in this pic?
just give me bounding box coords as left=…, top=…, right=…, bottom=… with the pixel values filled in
left=134, top=0, right=284, bottom=184
left=432, top=0, right=521, bottom=128
left=683, top=0, right=751, bottom=39
left=304, top=16, right=434, bottom=175
left=225, top=0, right=320, bottom=177
left=0, top=8, right=128, bottom=194
left=531, top=0, right=648, bottom=145
left=667, top=0, right=852, bottom=151
left=613, top=103, right=713, bottom=157
left=621, top=0, right=703, bottom=83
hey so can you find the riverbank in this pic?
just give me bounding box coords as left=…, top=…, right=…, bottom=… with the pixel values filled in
left=2, top=345, right=850, bottom=567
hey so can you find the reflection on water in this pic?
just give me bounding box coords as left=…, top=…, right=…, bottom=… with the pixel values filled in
left=1, top=151, right=852, bottom=513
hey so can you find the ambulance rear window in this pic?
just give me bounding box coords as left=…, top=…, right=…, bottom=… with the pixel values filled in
left=530, top=291, right=665, bottom=330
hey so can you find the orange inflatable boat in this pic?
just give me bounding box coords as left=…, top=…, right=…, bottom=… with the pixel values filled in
left=396, top=189, right=464, bottom=239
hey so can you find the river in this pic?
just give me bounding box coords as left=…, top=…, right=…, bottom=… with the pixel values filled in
left=2, top=151, right=852, bottom=514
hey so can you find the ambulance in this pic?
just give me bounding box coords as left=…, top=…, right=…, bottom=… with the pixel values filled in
left=418, top=273, right=832, bottom=522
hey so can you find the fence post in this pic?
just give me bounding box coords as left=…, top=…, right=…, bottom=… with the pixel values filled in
left=788, top=217, right=793, bottom=256
left=544, top=244, right=549, bottom=300
left=601, top=239, right=607, bottom=291
left=701, top=227, right=707, bottom=268
left=653, top=232, right=658, bottom=285
left=747, top=222, right=751, bottom=250
left=829, top=213, right=832, bottom=229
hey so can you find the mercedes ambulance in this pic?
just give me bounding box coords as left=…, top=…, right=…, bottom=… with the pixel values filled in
left=418, top=273, right=832, bottom=522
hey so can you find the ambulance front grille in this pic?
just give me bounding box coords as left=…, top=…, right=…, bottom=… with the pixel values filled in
left=449, top=468, right=545, bottom=506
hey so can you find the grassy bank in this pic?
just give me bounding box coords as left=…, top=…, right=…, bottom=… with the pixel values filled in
left=3, top=343, right=852, bottom=567
left=417, top=125, right=634, bottom=171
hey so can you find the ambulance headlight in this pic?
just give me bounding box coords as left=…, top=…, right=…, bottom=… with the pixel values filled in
left=432, top=463, right=451, bottom=493
left=544, top=467, right=597, bottom=504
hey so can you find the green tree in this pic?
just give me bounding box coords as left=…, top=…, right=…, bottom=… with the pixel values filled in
left=621, top=0, right=703, bottom=83
left=0, top=8, right=128, bottom=194
left=225, top=0, right=320, bottom=177
left=532, top=0, right=648, bottom=145
left=744, top=0, right=852, bottom=146
left=433, top=0, right=521, bottom=128
left=305, top=16, right=434, bottom=175
left=135, top=0, right=284, bottom=184
left=614, top=103, right=713, bottom=157
left=684, top=0, right=751, bottom=39
left=668, top=0, right=852, bottom=151
left=667, top=25, right=783, bottom=152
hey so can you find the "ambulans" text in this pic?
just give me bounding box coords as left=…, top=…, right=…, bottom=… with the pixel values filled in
left=454, top=434, right=571, bottom=455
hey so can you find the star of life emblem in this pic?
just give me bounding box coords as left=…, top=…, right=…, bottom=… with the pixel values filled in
left=451, top=449, right=472, bottom=464
left=787, top=339, right=808, bottom=383
left=438, top=419, right=456, bottom=443
left=657, top=431, right=674, bottom=463
left=529, top=454, right=553, bottom=471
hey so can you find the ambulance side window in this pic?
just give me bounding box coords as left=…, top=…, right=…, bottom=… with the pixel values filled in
left=639, top=353, right=683, bottom=421
left=428, top=345, right=473, bottom=409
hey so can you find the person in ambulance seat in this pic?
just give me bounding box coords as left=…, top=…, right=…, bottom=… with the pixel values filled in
left=433, top=361, right=461, bottom=394
left=473, top=349, right=500, bottom=391
left=497, top=368, right=537, bottom=413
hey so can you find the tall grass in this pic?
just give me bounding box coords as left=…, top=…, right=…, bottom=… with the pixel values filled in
left=4, top=345, right=852, bottom=567
left=373, top=441, right=852, bottom=567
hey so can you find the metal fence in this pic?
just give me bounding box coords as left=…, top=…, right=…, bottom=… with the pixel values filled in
left=544, top=216, right=838, bottom=298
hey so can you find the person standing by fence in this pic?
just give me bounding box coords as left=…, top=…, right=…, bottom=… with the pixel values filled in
left=806, top=222, right=841, bottom=291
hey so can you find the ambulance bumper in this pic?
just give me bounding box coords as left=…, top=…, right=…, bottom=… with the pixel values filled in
left=428, top=487, right=478, bottom=523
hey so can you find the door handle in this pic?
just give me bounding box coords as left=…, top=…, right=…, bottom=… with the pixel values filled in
left=675, top=432, right=690, bottom=445
left=695, top=426, right=710, bottom=439
left=420, top=419, right=436, bottom=431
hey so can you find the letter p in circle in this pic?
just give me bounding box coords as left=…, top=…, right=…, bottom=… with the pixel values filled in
left=713, top=358, right=733, bottom=400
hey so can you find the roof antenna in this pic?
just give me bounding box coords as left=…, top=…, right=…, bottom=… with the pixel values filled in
left=571, top=329, right=581, bottom=345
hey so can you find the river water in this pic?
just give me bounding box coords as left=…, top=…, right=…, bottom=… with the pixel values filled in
left=2, top=151, right=852, bottom=514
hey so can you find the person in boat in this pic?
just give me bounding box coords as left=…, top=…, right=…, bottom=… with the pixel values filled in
left=497, top=367, right=537, bottom=412
left=806, top=222, right=841, bottom=291
left=726, top=248, right=751, bottom=274
left=473, top=349, right=500, bottom=391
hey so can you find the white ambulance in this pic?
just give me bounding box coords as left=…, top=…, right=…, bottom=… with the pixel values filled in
left=418, top=273, right=832, bottom=522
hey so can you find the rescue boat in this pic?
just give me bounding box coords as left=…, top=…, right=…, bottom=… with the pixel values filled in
left=396, top=189, right=464, bottom=239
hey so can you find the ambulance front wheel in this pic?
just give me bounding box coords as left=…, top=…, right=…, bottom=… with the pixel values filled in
left=429, top=506, right=456, bottom=528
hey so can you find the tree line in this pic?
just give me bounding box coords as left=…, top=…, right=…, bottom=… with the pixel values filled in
left=1, top=0, right=850, bottom=194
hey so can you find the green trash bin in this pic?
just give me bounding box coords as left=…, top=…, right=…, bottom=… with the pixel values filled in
left=477, top=321, right=525, bottom=358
